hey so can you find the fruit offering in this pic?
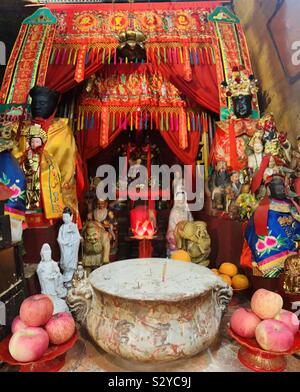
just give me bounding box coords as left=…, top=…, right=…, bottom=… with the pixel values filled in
left=8, top=294, right=76, bottom=363
left=229, top=289, right=299, bottom=353
left=171, top=250, right=191, bottom=262
left=211, top=262, right=249, bottom=290
left=45, top=313, right=76, bottom=345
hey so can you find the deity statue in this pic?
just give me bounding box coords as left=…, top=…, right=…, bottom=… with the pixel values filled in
left=174, top=221, right=211, bottom=266
left=225, top=171, right=242, bottom=217
left=221, top=67, right=258, bottom=119
left=208, top=160, right=230, bottom=211
left=0, top=124, right=26, bottom=242
left=172, top=169, right=185, bottom=196
left=247, top=132, right=264, bottom=174
left=81, top=220, right=110, bottom=274
left=257, top=114, right=292, bottom=164
left=263, top=156, right=281, bottom=181
left=67, top=262, right=93, bottom=324
left=93, top=198, right=109, bottom=224
left=57, top=207, right=81, bottom=288
left=166, top=190, right=193, bottom=255
left=72, top=262, right=88, bottom=288
left=37, top=243, right=69, bottom=314
left=20, top=123, right=64, bottom=223
left=93, top=199, right=118, bottom=254
left=283, top=253, right=300, bottom=294
left=17, top=86, right=80, bottom=227
left=103, top=210, right=118, bottom=250
left=245, top=175, right=300, bottom=277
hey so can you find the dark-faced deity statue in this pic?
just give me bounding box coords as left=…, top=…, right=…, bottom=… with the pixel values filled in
left=29, top=86, right=60, bottom=120
left=232, top=94, right=252, bottom=119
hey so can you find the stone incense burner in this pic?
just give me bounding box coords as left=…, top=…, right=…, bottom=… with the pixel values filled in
left=68, top=258, right=232, bottom=363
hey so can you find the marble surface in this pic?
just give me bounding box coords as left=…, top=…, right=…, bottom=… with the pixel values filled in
left=61, top=295, right=300, bottom=372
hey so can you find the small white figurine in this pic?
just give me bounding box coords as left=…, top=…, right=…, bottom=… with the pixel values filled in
left=166, top=190, right=193, bottom=256
left=57, top=207, right=81, bottom=288
left=37, top=243, right=69, bottom=314
left=248, top=134, right=264, bottom=173
left=173, top=169, right=185, bottom=196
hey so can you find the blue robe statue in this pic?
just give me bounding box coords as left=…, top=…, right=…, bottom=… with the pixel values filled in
left=0, top=150, right=26, bottom=240
left=245, top=198, right=300, bottom=277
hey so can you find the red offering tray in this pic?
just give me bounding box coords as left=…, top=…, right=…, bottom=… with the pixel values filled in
left=228, top=327, right=300, bottom=372
left=0, top=331, right=78, bottom=372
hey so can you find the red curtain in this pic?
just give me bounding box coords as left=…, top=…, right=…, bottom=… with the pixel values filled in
left=148, top=51, right=220, bottom=114
left=160, top=130, right=200, bottom=166
left=45, top=52, right=114, bottom=93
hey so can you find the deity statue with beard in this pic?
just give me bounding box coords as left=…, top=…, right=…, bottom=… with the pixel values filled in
left=81, top=221, right=110, bottom=274
left=209, top=160, right=230, bottom=211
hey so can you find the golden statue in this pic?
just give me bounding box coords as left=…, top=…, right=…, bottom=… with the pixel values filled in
left=283, top=254, right=300, bottom=294
left=13, top=86, right=80, bottom=226
left=20, top=123, right=64, bottom=222
left=174, top=221, right=211, bottom=266
left=81, top=220, right=110, bottom=274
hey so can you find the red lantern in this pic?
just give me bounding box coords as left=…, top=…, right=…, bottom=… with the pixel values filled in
left=130, top=205, right=157, bottom=239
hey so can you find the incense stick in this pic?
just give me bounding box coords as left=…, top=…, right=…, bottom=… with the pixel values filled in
left=162, top=260, right=168, bottom=282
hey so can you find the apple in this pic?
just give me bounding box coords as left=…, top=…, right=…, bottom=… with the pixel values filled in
left=11, top=316, right=28, bottom=334
left=9, top=327, right=49, bottom=362
left=274, top=309, right=300, bottom=335
left=251, top=289, right=283, bottom=319
left=20, top=294, right=54, bottom=327
left=45, top=312, right=75, bottom=345
left=230, top=308, right=261, bottom=338
left=255, top=320, right=294, bottom=352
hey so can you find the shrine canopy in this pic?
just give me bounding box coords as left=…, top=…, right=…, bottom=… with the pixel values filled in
left=45, top=2, right=220, bottom=110
left=0, top=2, right=256, bottom=166
left=44, top=1, right=224, bottom=165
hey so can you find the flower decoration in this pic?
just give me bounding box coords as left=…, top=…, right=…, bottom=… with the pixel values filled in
left=236, top=193, right=258, bottom=220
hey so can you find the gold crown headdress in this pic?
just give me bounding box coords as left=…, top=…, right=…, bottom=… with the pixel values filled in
left=26, top=124, right=48, bottom=144
left=221, top=66, right=259, bottom=97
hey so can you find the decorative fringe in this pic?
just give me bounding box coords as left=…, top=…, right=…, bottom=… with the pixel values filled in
left=77, top=105, right=208, bottom=135
left=50, top=44, right=215, bottom=67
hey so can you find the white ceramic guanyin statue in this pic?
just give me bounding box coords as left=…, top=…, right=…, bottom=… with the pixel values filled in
left=172, top=169, right=185, bottom=196
left=166, top=190, right=193, bottom=256
left=37, top=243, right=69, bottom=314
left=57, top=207, right=81, bottom=288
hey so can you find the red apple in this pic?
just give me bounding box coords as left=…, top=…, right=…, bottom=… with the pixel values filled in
left=274, top=309, right=300, bottom=335
left=20, top=294, right=54, bottom=327
left=255, top=319, right=294, bottom=352
left=251, top=289, right=283, bottom=319
left=9, top=327, right=49, bottom=362
left=11, top=316, right=28, bottom=334
left=45, top=312, right=75, bottom=345
left=230, top=308, right=261, bottom=338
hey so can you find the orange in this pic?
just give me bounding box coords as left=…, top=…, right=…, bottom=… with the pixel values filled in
left=219, top=262, right=238, bottom=277
left=232, top=274, right=249, bottom=290
left=211, top=268, right=220, bottom=275
left=219, top=274, right=232, bottom=286
left=171, top=250, right=191, bottom=262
